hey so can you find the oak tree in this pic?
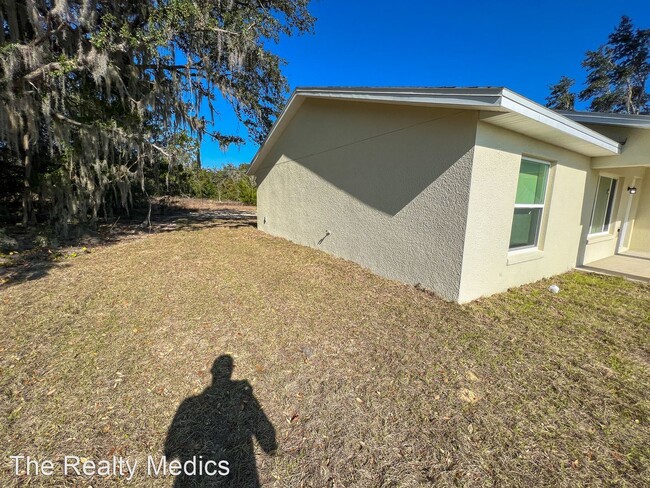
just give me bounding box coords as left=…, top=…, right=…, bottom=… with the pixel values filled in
left=0, top=0, right=313, bottom=232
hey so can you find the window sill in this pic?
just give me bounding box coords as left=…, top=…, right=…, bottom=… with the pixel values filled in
left=507, top=248, right=544, bottom=265
left=587, top=233, right=615, bottom=245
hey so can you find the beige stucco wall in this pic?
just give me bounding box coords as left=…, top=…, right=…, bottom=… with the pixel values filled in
left=586, top=126, right=650, bottom=169
left=255, top=99, right=477, bottom=301
left=255, top=101, right=648, bottom=302
left=629, top=171, right=650, bottom=251
left=578, top=124, right=649, bottom=258
left=581, top=167, right=647, bottom=263
left=457, top=122, right=594, bottom=303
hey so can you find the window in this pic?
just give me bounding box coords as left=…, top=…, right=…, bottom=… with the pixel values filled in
left=589, top=176, right=617, bottom=234
left=509, top=158, right=550, bottom=250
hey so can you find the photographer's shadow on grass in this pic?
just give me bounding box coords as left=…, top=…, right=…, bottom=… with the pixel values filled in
left=164, top=355, right=277, bottom=487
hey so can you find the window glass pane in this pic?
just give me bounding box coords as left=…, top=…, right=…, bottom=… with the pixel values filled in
left=515, top=160, right=549, bottom=205
left=590, top=177, right=615, bottom=234
left=509, top=208, right=543, bottom=249
left=604, top=179, right=617, bottom=229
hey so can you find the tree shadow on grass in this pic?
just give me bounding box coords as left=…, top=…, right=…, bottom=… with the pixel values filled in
left=0, top=247, right=74, bottom=288
left=0, top=200, right=256, bottom=289
left=164, top=355, right=277, bottom=487
left=91, top=199, right=258, bottom=242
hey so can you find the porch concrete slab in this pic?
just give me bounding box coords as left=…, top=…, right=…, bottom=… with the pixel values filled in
left=580, top=251, right=650, bottom=282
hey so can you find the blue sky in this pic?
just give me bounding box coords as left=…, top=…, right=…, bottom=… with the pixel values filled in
left=201, top=0, right=650, bottom=168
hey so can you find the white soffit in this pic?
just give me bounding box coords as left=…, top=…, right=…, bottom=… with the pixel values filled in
left=248, top=87, right=621, bottom=174
left=559, top=110, right=650, bottom=129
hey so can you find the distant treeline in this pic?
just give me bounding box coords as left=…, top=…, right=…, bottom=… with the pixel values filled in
left=0, top=159, right=256, bottom=227
left=157, top=163, right=257, bottom=205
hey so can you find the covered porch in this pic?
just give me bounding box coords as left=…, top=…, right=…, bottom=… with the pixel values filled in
left=568, top=113, right=650, bottom=269
left=580, top=250, right=650, bottom=282
left=580, top=165, right=649, bottom=265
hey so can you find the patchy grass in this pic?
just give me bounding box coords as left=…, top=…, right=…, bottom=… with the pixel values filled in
left=0, top=217, right=648, bottom=486
left=0, top=197, right=256, bottom=287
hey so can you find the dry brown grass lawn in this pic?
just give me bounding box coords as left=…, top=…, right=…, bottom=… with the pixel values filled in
left=1, top=214, right=649, bottom=487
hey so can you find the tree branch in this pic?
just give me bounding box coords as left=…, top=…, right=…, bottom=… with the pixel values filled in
left=24, top=62, right=66, bottom=82
left=31, top=21, right=67, bottom=48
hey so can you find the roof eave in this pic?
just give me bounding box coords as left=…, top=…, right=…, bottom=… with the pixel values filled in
left=248, top=87, right=621, bottom=175
left=248, top=91, right=304, bottom=175
left=498, top=89, right=622, bottom=155
left=559, top=110, right=650, bottom=129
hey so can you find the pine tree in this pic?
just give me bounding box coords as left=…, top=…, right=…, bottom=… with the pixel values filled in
left=546, top=76, right=576, bottom=111
left=579, top=16, right=650, bottom=114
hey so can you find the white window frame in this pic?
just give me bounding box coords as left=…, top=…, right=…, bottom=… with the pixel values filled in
left=509, top=157, right=551, bottom=252
left=588, top=175, right=618, bottom=236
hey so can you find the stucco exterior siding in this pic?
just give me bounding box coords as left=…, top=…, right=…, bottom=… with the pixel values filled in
left=581, top=167, right=647, bottom=263
left=250, top=89, right=650, bottom=302
left=578, top=123, right=649, bottom=258
left=587, top=126, right=650, bottom=169
left=457, top=121, right=593, bottom=303
left=629, top=171, right=650, bottom=251
left=255, top=99, right=478, bottom=301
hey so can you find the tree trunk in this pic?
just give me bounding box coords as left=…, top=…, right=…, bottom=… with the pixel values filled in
left=154, top=161, right=160, bottom=196
left=22, top=133, right=34, bottom=226
left=625, top=79, right=635, bottom=114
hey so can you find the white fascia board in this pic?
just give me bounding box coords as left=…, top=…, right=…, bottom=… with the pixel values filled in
left=559, top=110, right=650, bottom=129
left=247, top=88, right=505, bottom=175
left=293, top=87, right=507, bottom=111
left=248, top=87, right=621, bottom=175
left=499, top=89, right=621, bottom=155
left=248, top=92, right=305, bottom=175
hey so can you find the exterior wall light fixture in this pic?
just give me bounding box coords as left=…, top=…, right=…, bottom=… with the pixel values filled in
left=627, top=186, right=637, bottom=194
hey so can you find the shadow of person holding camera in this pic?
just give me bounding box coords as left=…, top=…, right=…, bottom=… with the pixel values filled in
left=164, top=355, right=277, bottom=487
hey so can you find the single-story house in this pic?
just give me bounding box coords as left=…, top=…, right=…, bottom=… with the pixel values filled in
left=248, top=87, right=650, bottom=303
